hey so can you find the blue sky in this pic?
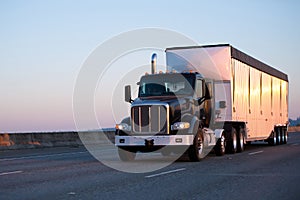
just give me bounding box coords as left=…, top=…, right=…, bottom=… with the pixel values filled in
left=0, top=0, right=299, bottom=132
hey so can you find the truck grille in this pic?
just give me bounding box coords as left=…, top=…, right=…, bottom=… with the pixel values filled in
left=131, top=104, right=169, bottom=134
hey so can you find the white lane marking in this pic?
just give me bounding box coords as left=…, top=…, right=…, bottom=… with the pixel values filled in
left=0, top=151, right=88, bottom=162
left=145, top=168, right=186, bottom=178
left=0, top=170, right=23, bottom=176
left=248, top=150, right=264, bottom=155
left=291, top=143, right=299, bottom=146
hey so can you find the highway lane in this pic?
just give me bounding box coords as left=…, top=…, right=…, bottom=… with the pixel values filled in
left=1, top=132, right=300, bottom=200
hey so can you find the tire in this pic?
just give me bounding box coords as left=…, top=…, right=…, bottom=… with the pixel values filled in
left=215, top=132, right=226, bottom=156
left=188, top=129, right=206, bottom=161
left=276, top=128, right=281, bottom=145
left=280, top=127, right=285, bottom=144
left=237, top=128, right=245, bottom=153
left=118, top=148, right=136, bottom=161
left=268, top=131, right=276, bottom=146
left=226, top=127, right=237, bottom=154
left=283, top=127, right=288, bottom=144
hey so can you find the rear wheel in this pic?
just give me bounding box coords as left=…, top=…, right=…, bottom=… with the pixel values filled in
left=276, top=128, right=281, bottom=145
left=188, top=129, right=205, bottom=161
left=237, top=128, right=245, bottom=153
left=215, top=132, right=226, bottom=156
left=283, top=127, right=288, bottom=144
left=118, top=148, right=136, bottom=161
left=226, top=127, right=237, bottom=154
left=268, top=131, right=277, bottom=146
left=280, top=127, right=285, bottom=144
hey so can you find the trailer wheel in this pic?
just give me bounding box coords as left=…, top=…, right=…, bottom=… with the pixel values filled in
left=237, top=129, right=245, bottom=153
left=118, top=148, right=136, bottom=161
left=268, top=131, right=277, bottom=146
left=215, top=132, right=225, bottom=156
left=276, top=128, right=281, bottom=145
left=283, top=127, right=288, bottom=144
left=280, top=127, right=285, bottom=144
left=226, top=127, right=237, bottom=154
left=188, top=129, right=205, bottom=161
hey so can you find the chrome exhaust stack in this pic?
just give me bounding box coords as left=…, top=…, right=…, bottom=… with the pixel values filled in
left=151, top=53, right=157, bottom=74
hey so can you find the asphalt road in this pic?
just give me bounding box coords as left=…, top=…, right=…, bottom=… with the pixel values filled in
left=1, top=132, right=300, bottom=200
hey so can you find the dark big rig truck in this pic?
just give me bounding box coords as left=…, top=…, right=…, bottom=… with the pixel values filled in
left=115, top=44, right=289, bottom=161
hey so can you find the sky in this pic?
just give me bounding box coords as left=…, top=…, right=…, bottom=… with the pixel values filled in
left=0, top=0, right=299, bottom=132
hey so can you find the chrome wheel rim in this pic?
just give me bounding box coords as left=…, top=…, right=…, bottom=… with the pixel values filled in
left=197, top=137, right=203, bottom=155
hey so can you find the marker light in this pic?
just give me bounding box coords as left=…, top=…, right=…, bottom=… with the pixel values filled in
left=115, top=123, right=131, bottom=131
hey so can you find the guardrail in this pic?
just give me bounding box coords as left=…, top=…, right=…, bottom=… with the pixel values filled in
left=0, top=130, right=115, bottom=150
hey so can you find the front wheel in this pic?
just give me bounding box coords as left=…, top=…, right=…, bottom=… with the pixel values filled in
left=188, top=129, right=206, bottom=161
left=118, top=148, right=136, bottom=161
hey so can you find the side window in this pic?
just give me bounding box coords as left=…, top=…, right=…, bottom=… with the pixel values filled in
left=195, top=79, right=203, bottom=97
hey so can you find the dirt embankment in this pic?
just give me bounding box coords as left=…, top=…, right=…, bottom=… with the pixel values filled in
left=288, top=126, right=300, bottom=133
left=0, top=131, right=115, bottom=150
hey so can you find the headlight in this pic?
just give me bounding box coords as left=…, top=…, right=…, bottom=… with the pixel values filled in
left=115, top=123, right=131, bottom=131
left=171, top=122, right=190, bottom=130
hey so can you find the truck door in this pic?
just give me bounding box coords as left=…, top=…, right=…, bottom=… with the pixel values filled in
left=195, top=78, right=213, bottom=128
left=203, top=79, right=213, bottom=128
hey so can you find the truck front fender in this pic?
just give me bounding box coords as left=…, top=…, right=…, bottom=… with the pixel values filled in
left=214, top=129, right=225, bottom=139
left=121, top=117, right=130, bottom=124
left=186, top=115, right=200, bottom=135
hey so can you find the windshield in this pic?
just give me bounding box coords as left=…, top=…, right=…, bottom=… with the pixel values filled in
left=138, top=73, right=196, bottom=97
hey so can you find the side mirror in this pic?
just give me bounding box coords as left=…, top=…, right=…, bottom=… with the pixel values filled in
left=125, top=85, right=132, bottom=103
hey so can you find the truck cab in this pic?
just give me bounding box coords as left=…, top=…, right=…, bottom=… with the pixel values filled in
left=115, top=70, right=221, bottom=161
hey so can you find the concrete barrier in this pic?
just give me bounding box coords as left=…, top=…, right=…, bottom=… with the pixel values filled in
left=0, top=130, right=115, bottom=150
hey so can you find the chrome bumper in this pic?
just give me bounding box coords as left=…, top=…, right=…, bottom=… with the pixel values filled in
left=115, top=135, right=194, bottom=146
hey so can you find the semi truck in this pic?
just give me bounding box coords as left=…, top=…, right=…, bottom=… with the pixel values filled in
left=115, top=44, right=289, bottom=161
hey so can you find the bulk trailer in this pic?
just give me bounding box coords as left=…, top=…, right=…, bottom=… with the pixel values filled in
left=115, top=44, right=289, bottom=161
